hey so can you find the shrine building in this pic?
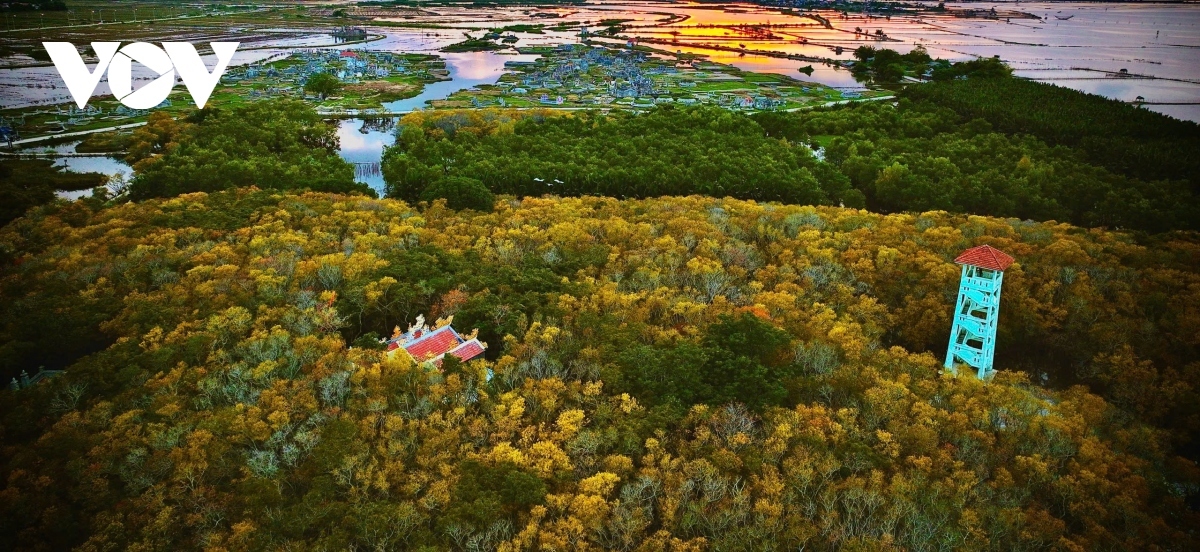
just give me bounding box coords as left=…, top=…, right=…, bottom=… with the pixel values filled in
left=386, top=315, right=487, bottom=367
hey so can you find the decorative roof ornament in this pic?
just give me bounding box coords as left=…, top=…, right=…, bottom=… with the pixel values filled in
left=408, top=314, right=426, bottom=334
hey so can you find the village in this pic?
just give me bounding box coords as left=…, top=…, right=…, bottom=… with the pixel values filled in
left=0, top=35, right=878, bottom=148
left=219, top=48, right=449, bottom=112
left=436, top=43, right=864, bottom=111
left=0, top=46, right=447, bottom=143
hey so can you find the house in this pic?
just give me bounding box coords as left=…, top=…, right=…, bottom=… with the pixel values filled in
left=385, top=315, right=487, bottom=368
left=753, top=96, right=781, bottom=110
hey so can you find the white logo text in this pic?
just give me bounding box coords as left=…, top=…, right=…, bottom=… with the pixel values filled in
left=43, top=41, right=239, bottom=109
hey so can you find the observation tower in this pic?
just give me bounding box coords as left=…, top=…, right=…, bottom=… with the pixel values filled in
left=945, top=245, right=1014, bottom=379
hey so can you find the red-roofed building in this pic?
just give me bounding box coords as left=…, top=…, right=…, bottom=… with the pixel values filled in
left=340, top=50, right=358, bottom=58
left=954, top=245, right=1015, bottom=272
left=385, top=314, right=487, bottom=367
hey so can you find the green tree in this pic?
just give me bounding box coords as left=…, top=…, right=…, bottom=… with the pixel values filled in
left=617, top=313, right=799, bottom=411
left=420, top=176, right=495, bottom=212
left=304, top=72, right=343, bottom=100
left=446, top=460, right=546, bottom=528
left=0, top=159, right=104, bottom=226
left=700, top=313, right=797, bottom=411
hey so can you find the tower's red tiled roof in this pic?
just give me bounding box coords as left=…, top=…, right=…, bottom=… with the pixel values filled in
left=403, top=326, right=461, bottom=360
left=954, top=245, right=1015, bottom=271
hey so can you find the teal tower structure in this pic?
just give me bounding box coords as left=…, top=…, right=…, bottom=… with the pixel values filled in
left=944, top=245, right=1015, bottom=379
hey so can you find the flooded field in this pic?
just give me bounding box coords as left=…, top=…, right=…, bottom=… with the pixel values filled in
left=601, top=1, right=1200, bottom=119
left=381, top=52, right=540, bottom=112
left=2, top=1, right=1197, bottom=119
left=361, top=1, right=1200, bottom=118
left=3, top=1, right=1197, bottom=199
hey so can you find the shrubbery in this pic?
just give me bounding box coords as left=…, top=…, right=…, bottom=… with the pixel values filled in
left=420, top=175, right=495, bottom=211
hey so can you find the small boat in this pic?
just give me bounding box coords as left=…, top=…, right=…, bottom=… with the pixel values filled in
left=1055, top=15, right=1074, bottom=20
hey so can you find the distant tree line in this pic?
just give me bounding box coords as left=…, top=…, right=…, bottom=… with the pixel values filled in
left=850, top=46, right=1013, bottom=84
left=0, top=1, right=68, bottom=12
left=384, top=84, right=1199, bottom=232
left=382, top=107, right=862, bottom=209
left=901, top=76, right=1200, bottom=186
left=754, top=99, right=1199, bottom=232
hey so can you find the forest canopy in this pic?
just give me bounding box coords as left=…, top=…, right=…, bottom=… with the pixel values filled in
left=900, top=76, right=1200, bottom=186
left=1, top=190, right=1198, bottom=550
left=382, top=107, right=862, bottom=208
left=383, top=95, right=1199, bottom=233
left=128, top=100, right=373, bottom=201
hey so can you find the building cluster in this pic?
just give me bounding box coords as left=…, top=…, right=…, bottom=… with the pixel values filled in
left=485, top=44, right=794, bottom=111
left=331, top=26, right=368, bottom=40
left=221, top=49, right=415, bottom=97
left=5, top=99, right=173, bottom=136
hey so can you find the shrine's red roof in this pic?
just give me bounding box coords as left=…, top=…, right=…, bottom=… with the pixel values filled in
left=954, top=245, right=1015, bottom=271
left=404, top=326, right=461, bottom=360
left=434, top=340, right=486, bottom=367
left=448, top=340, right=485, bottom=362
